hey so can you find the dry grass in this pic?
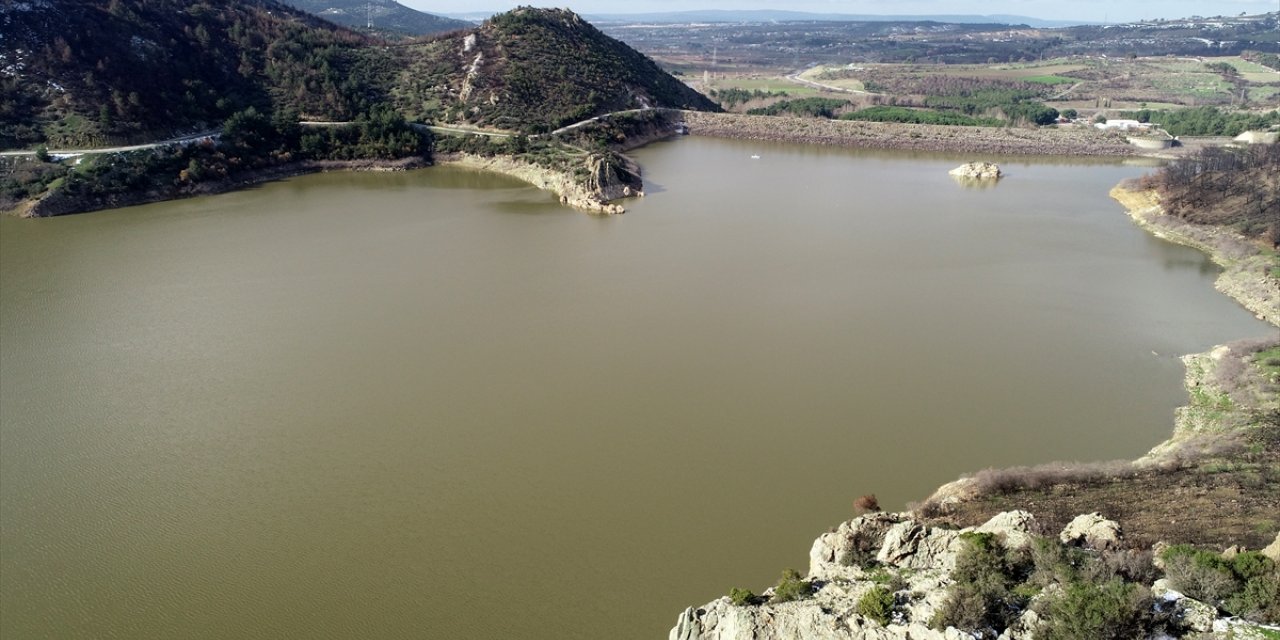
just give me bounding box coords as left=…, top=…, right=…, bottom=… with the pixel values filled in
left=917, top=456, right=1280, bottom=550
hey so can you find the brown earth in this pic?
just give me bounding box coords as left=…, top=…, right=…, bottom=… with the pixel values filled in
left=919, top=453, right=1280, bottom=551
left=681, top=111, right=1138, bottom=156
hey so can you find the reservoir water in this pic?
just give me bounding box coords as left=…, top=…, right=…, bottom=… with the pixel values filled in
left=1, top=137, right=1272, bottom=639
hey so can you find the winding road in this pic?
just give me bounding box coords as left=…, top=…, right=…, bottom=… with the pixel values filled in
left=0, top=131, right=220, bottom=157
left=4, top=109, right=676, bottom=158
left=785, top=69, right=877, bottom=95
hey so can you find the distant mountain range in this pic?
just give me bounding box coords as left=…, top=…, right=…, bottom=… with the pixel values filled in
left=445, top=10, right=1092, bottom=28
left=280, top=0, right=473, bottom=35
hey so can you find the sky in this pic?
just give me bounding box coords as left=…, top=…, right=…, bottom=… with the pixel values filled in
left=401, top=0, right=1280, bottom=23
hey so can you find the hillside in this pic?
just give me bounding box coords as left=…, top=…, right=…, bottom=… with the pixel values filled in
left=279, top=0, right=472, bottom=36
left=0, top=0, right=401, bottom=148
left=1, top=3, right=715, bottom=147
left=392, top=7, right=720, bottom=133
left=2, top=4, right=717, bottom=215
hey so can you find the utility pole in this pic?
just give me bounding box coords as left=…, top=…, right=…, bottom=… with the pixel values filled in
left=366, top=2, right=372, bottom=29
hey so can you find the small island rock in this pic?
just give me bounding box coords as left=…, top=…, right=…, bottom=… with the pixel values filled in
left=949, top=161, right=1002, bottom=179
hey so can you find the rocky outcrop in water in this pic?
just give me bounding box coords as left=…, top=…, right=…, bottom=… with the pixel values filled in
left=442, top=151, right=641, bottom=215
left=948, top=162, right=1002, bottom=179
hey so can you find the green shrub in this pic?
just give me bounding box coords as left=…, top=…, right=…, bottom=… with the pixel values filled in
left=729, top=587, right=760, bottom=607
left=931, top=532, right=1029, bottom=634
left=839, top=106, right=1002, bottom=126
left=1036, top=578, right=1154, bottom=640
left=1226, top=570, right=1280, bottom=621
left=771, top=568, right=814, bottom=603
left=1160, top=546, right=1280, bottom=622
left=866, top=567, right=908, bottom=592
left=857, top=585, right=895, bottom=626
left=1162, top=545, right=1242, bottom=606
left=747, top=97, right=849, bottom=118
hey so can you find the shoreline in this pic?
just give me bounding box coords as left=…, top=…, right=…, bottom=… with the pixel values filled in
left=669, top=178, right=1280, bottom=639
left=925, top=181, right=1277, bottom=511
left=1108, top=183, right=1279, bottom=327
left=681, top=111, right=1140, bottom=157
left=9, top=113, right=1161, bottom=219
left=435, top=151, right=644, bottom=216
left=14, top=157, right=430, bottom=218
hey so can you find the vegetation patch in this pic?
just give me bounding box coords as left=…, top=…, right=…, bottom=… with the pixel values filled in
left=856, top=585, right=896, bottom=626
left=1035, top=578, right=1158, bottom=640
left=746, top=97, right=850, bottom=118
left=840, top=106, right=1003, bottom=127
left=1119, top=106, right=1280, bottom=137
left=770, top=568, right=814, bottom=603
left=1143, top=143, right=1279, bottom=238
left=729, top=587, right=762, bottom=607
left=1022, top=75, right=1075, bottom=85
left=931, top=532, right=1030, bottom=635
left=1162, top=546, right=1280, bottom=621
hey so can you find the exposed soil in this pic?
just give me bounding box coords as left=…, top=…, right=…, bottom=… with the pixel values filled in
left=681, top=111, right=1138, bottom=156
left=920, top=452, right=1280, bottom=551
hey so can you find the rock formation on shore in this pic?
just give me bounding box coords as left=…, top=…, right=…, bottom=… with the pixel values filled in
left=671, top=511, right=1278, bottom=640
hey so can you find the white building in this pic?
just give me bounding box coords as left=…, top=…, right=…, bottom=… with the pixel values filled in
left=1094, top=119, right=1152, bottom=131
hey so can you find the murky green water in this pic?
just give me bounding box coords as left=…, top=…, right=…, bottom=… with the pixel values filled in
left=1, top=137, right=1271, bottom=639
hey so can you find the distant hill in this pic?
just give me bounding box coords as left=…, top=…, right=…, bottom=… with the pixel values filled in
left=394, top=7, right=719, bottom=133
left=279, top=0, right=472, bottom=36
left=581, top=10, right=1089, bottom=28
left=1, top=3, right=715, bottom=147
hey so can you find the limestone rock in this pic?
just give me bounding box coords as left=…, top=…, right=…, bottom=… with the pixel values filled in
left=1152, top=541, right=1171, bottom=569
left=809, top=512, right=904, bottom=580
left=976, top=510, right=1038, bottom=550
left=1152, top=579, right=1216, bottom=633
left=1059, top=512, right=1123, bottom=550
left=877, top=520, right=964, bottom=571
left=1262, top=533, right=1280, bottom=562
left=948, top=161, right=1002, bottom=179
left=669, top=595, right=988, bottom=640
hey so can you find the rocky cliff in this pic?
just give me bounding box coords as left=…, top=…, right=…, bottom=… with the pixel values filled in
left=441, top=150, right=642, bottom=215
left=672, top=510, right=1280, bottom=639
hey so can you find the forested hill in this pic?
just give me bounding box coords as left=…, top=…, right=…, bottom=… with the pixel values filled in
left=279, top=0, right=472, bottom=37
left=392, top=7, right=720, bottom=133
left=1, top=0, right=390, bottom=148
left=2, top=2, right=715, bottom=148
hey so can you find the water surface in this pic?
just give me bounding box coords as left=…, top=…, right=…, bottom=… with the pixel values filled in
left=1, top=137, right=1270, bottom=638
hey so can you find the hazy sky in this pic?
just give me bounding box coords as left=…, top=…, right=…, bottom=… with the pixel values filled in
left=402, top=0, right=1278, bottom=23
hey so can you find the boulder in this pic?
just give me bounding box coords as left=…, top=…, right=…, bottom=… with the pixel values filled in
left=809, top=512, right=904, bottom=580
left=1152, top=579, right=1216, bottom=633
left=1059, top=512, right=1123, bottom=550
left=877, top=520, right=964, bottom=571
left=948, top=162, right=1002, bottom=179
left=976, top=511, right=1039, bottom=550
left=1262, top=533, right=1280, bottom=563
left=669, top=595, right=988, bottom=640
